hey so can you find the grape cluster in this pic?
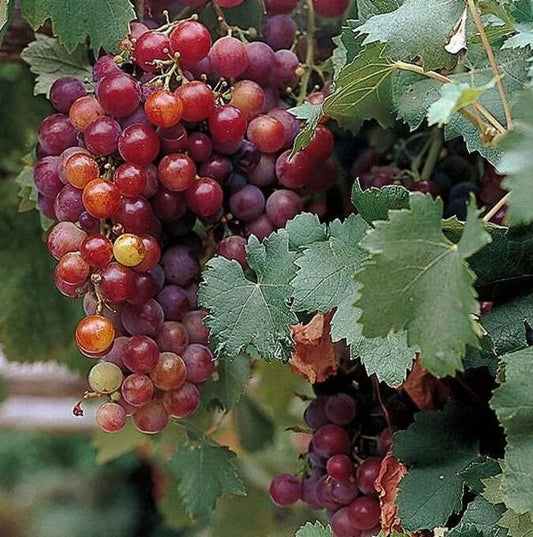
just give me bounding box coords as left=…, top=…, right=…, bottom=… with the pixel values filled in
left=269, top=390, right=394, bottom=537
left=34, top=7, right=339, bottom=433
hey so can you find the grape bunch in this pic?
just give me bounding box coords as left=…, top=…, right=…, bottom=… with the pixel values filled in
left=269, top=389, right=395, bottom=537
left=33, top=4, right=340, bottom=434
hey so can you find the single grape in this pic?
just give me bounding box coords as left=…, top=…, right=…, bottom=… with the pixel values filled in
left=162, top=382, right=200, bottom=418
left=356, top=458, right=382, bottom=496
left=158, top=153, right=196, bottom=192
left=208, top=105, right=247, bottom=146
left=121, top=299, right=165, bottom=336
left=118, top=124, right=161, bottom=166
left=332, top=507, right=362, bottom=537
left=151, top=352, right=187, bottom=391
left=132, top=399, right=169, bottom=434
left=82, top=178, right=121, bottom=219
left=69, top=96, right=105, bottom=132
left=331, top=480, right=359, bottom=506
left=102, top=336, right=129, bottom=370
left=170, top=21, right=212, bottom=66
left=100, top=262, right=136, bottom=303
left=186, top=177, right=224, bottom=217
left=217, top=236, right=248, bottom=269
left=265, top=189, right=304, bottom=228
left=161, top=245, right=200, bottom=286
left=92, top=55, right=121, bottom=82
left=247, top=115, right=285, bottom=154
left=182, top=344, right=215, bottom=384
left=188, top=132, right=213, bottom=163
left=121, top=373, right=155, bottom=407
left=269, top=474, right=302, bottom=507
left=241, top=42, right=276, bottom=85
left=156, top=321, right=189, bottom=355
left=57, top=251, right=90, bottom=286
left=128, top=272, right=158, bottom=305
left=248, top=154, right=277, bottom=187
left=64, top=152, right=100, bottom=189
left=264, top=0, right=298, bottom=14
left=50, top=77, right=87, bottom=113
left=230, top=80, right=266, bottom=121
left=84, top=116, right=121, bottom=156
left=347, top=497, right=381, bottom=531
left=134, top=31, right=171, bottom=73
left=157, top=285, right=191, bottom=321
left=113, top=233, right=146, bottom=267
left=38, top=114, right=78, bottom=156
left=144, top=90, right=184, bottom=128
left=198, top=154, right=233, bottom=184
left=276, top=149, right=312, bottom=189
left=302, top=477, right=322, bottom=510
left=88, top=361, right=124, bottom=394
left=122, top=334, right=159, bottom=374
left=327, top=454, right=354, bottom=482
left=229, top=185, right=265, bottom=222
left=182, top=310, right=210, bottom=345
left=209, top=36, right=248, bottom=78
left=80, top=234, right=113, bottom=267
left=114, top=163, right=148, bottom=197
left=47, top=221, right=87, bottom=260
left=113, top=197, right=158, bottom=236
left=245, top=215, right=275, bottom=241
left=325, top=393, right=357, bottom=425
left=262, top=15, right=297, bottom=50
left=151, top=188, right=188, bottom=222
left=377, top=426, right=397, bottom=457
left=34, top=156, right=63, bottom=198
left=96, top=402, right=127, bottom=433
left=312, top=0, right=349, bottom=18
left=312, top=424, right=352, bottom=458
left=55, top=185, right=85, bottom=222
left=158, top=123, right=189, bottom=154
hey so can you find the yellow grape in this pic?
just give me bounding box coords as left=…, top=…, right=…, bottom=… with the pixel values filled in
left=88, top=362, right=124, bottom=394
left=113, top=233, right=146, bottom=267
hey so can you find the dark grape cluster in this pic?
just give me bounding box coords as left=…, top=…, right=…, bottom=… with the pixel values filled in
left=34, top=8, right=338, bottom=433
left=269, top=389, right=394, bottom=537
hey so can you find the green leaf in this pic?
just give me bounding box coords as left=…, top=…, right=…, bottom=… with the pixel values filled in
left=91, top=421, right=151, bottom=465
left=356, top=0, right=404, bottom=20
left=356, top=194, right=491, bottom=377
left=322, top=43, right=396, bottom=130
left=490, top=347, right=533, bottom=513
left=286, top=212, right=328, bottom=250
left=295, top=521, right=333, bottom=537
left=449, top=496, right=507, bottom=537
left=499, top=88, right=533, bottom=225
left=483, top=473, right=505, bottom=505
left=0, top=179, right=84, bottom=371
left=15, top=154, right=38, bottom=212
left=292, top=215, right=369, bottom=313
left=481, top=292, right=533, bottom=355
left=356, top=0, right=466, bottom=70
left=202, top=353, right=251, bottom=411
left=428, top=80, right=496, bottom=127
left=289, top=103, right=323, bottom=153
left=156, top=469, right=193, bottom=530
left=351, top=180, right=410, bottom=224
left=331, top=26, right=364, bottom=79
left=393, top=401, right=480, bottom=531
left=21, top=34, right=92, bottom=97
left=21, top=0, right=135, bottom=53
left=461, top=457, right=502, bottom=495
left=199, top=230, right=298, bottom=362
left=170, top=437, right=245, bottom=518
left=0, top=0, right=14, bottom=47
left=235, top=395, right=274, bottom=452
left=497, top=510, right=533, bottom=537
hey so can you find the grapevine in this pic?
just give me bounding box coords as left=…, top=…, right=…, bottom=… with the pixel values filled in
left=0, top=0, right=532, bottom=536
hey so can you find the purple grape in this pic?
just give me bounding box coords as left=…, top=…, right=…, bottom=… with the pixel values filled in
left=325, top=393, right=357, bottom=425
left=312, top=424, right=352, bottom=458
left=84, top=116, right=121, bottom=156
left=265, top=189, right=303, bottom=228
left=121, top=299, right=164, bottom=336
left=331, top=480, right=359, bottom=506
left=34, top=156, right=62, bottom=198
left=262, top=15, right=297, bottom=50
left=304, top=396, right=330, bottom=429
left=273, top=49, right=299, bottom=83
left=269, top=474, right=302, bottom=507
left=302, top=477, right=322, bottom=510
left=50, top=77, right=87, bottom=113
left=182, top=343, right=216, bottom=384
left=356, top=458, right=382, bottom=496
left=161, top=245, right=201, bottom=286
left=38, top=114, right=78, bottom=156
left=332, top=507, right=361, bottom=537
left=156, top=321, right=189, bottom=355
left=182, top=309, right=210, bottom=345
left=157, top=285, right=191, bottom=321
left=54, top=185, right=85, bottom=222
left=248, top=153, right=277, bottom=187
left=242, top=41, right=276, bottom=84
left=229, top=185, right=266, bottom=222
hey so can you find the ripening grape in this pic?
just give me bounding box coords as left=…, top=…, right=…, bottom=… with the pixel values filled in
left=113, top=233, right=146, bottom=267
left=162, top=382, right=200, bottom=418
left=96, top=402, right=127, bottom=433
left=150, top=352, right=187, bottom=391
left=88, top=361, right=124, bottom=394
left=121, top=373, right=155, bottom=407
left=269, top=474, right=302, bottom=507
left=76, top=315, right=116, bottom=356
left=132, top=399, right=169, bottom=434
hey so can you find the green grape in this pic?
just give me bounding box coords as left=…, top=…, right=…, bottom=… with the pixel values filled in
left=88, top=362, right=124, bottom=394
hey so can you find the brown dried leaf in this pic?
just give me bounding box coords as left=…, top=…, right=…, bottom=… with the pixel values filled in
left=375, top=452, right=408, bottom=535
left=289, top=312, right=337, bottom=384
left=401, top=356, right=452, bottom=410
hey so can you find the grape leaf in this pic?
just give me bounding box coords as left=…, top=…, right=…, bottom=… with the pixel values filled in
left=235, top=395, right=274, bottom=452
left=351, top=180, right=410, bottom=224
left=322, top=43, right=396, bottom=130
left=0, top=0, right=14, bottom=47
left=199, top=230, right=298, bottom=362
left=503, top=0, right=533, bottom=49
left=356, top=194, right=491, bottom=377
left=356, top=0, right=404, bottom=21
left=448, top=496, right=507, bottom=537
left=0, top=179, right=84, bottom=371
left=428, top=80, right=496, bottom=127
left=91, top=421, right=152, bottom=465
left=21, top=0, right=135, bottom=53
left=21, top=34, right=92, bottom=97
left=331, top=26, right=364, bottom=80
left=295, top=521, right=333, bottom=537
left=285, top=212, right=327, bottom=250
left=481, top=292, right=533, bottom=355
left=497, top=510, right=533, bottom=537
left=202, top=353, right=251, bottom=411
left=170, top=437, right=245, bottom=518
left=490, top=347, right=533, bottom=513
left=156, top=469, right=193, bottom=530
left=393, top=401, right=480, bottom=531
left=292, top=215, right=369, bottom=313
left=461, top=457, right=503, bottom=495
left=499, top=88, right=533, bottom=226
left=483, top=473, right=505, bottom=505
left=356, top=0, right=466, bottom=70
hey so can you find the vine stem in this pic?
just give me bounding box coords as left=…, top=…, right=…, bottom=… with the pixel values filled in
left=393, top=61, right=506, bottom=135
left=421, top=127, right=443, bottom=179
left=298, top=0, right=316, bottom=104
left=467, top=0, right=513, bottom=129
left=482, top=192, right=510, bottom=223
left=211, top=1, right=231, bottom=35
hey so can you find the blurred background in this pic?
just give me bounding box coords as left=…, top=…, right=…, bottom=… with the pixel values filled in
left=0, top=8, right=317, bottom=537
